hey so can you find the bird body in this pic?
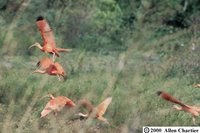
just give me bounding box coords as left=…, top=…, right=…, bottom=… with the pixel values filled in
left=41, top=94, right=76, bottom=118
left=157, top=91, right=186, bottom=107
left=157, top=91, right=200, bottom=125
left=33, top=57, right=66, bottom=81
left=29, top=16, right=72, bottom=61
left=77, top=97, right=112, bottom=124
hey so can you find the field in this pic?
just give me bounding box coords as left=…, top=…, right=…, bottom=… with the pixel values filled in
left=0, top=0, right=200, bottom=133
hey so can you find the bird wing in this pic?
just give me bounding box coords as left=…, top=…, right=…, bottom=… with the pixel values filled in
left=36, top=18, right=57, bottom=48
left=157, top=91, right=187, bottom=107
left=53, top=62, right=64, bottom=74
left=96, top=97, right=112, bottom=117
left=37, top=57, right=54, bottom=70
left=40, top=99, right=58, bottom=118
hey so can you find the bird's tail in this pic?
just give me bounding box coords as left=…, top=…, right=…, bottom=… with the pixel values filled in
left=78, top=99, right=93, bottom=113
left=157, top=91, right=187, bottom=107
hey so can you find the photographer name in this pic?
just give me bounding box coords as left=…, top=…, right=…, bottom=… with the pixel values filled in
left=165, top=128, right=199, bottom=133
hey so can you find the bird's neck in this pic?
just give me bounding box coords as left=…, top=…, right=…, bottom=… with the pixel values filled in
left=78, top=113, right=88, bottom=118
left=35, top=43, right=43, bottom=50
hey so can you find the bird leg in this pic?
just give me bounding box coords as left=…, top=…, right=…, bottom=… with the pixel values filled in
left=32, top=69, right=46, bottom=74
left=56, top=48, right=72, bottom=52
left=52, top=53, right=56, bottom=62
left=57, top=74, right=61, bottom=81
left=192, top=116, right=196, bottom=125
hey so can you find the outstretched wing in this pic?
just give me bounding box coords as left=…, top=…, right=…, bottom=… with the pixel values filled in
left=96, top=97, right=112, bottom=117
left=37, top=57, right=54, bottom=70
left=40, top=99, right=58, bottom=118
left=36, top=16, right=56, bottom=48
left=157, top=91, right=187, bottom=107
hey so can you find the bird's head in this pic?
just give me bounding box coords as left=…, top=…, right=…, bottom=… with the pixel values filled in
left=61, top=71, right=65, bottom=77
left=37, top=16, right=44, bottom=21
left=58, top=68, right=66, bottom=81
left=156, top=91, right=163, bottom=96
left=54, top=62, right=66, bottom=79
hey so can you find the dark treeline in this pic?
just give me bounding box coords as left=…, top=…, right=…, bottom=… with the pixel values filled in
left=0, top=0, right=200, bottom=55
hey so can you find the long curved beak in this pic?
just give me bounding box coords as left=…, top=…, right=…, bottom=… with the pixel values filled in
left=29, top=44, right=37, bottom=49
left=39, top=94, right=55, bottom=101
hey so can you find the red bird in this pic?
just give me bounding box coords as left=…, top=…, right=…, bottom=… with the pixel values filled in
left=157, top=91, right=200, bottom=125
left=41, top=94, right=76, bottom=118
left=33, top=57, right=66, bottom=81
left=29, top=16, right=72, bottom=61
left=77, top=97, right=112, bottom=124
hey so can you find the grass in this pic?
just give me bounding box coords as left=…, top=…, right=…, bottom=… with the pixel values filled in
left=0, top=34, right=200, bottom=133
left=0, top=12, right=200, bottom=133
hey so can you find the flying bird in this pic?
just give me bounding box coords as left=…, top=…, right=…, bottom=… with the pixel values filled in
left=32, top=57, right=66, bottom=81
left=29, top=16, right=72, bottom=61
left=77, top=97, right=112, bottom=124
left=41, top=94, right=76, bottom=118
left=157, top=91, right=200, bottom=125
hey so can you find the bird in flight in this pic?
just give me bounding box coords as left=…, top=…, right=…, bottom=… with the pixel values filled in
left=157, top=91, right=200, bottom=125
left=29, top=16, right=72, bottom=61
left=77, top=97, right=112, bottom=124
left=41, top=94, right=76, bottom=118
left=32, top=57, right=66, bottom=81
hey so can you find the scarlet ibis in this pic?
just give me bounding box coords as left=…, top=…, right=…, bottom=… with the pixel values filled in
left=41, top=94, right=76, bottom=118
left=157, top=91, right=200, bottom=125
left=29, top=16, right=72, bottom=61
left=77, top=97, right=112, bottom=124
left=32, top=57, right=66, bottom=81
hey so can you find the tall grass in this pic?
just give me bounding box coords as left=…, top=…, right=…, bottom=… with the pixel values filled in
left=0, top=1, right=200, bottom=133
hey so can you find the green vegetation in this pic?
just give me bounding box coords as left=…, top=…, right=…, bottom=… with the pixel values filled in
left=0, top=0, right=200, bottom=132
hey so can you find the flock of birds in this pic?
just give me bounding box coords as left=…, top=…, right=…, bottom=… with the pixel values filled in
left=29, top=16, right=113, bottom=124
left=28, top=16, right=200, bottom=126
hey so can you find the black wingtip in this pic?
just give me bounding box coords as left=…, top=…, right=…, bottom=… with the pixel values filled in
left=36, top=16, right=44, bottom=21
left=36, top=61, right=40, bottom=67
left=156, top=91, right=162, bottom=96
